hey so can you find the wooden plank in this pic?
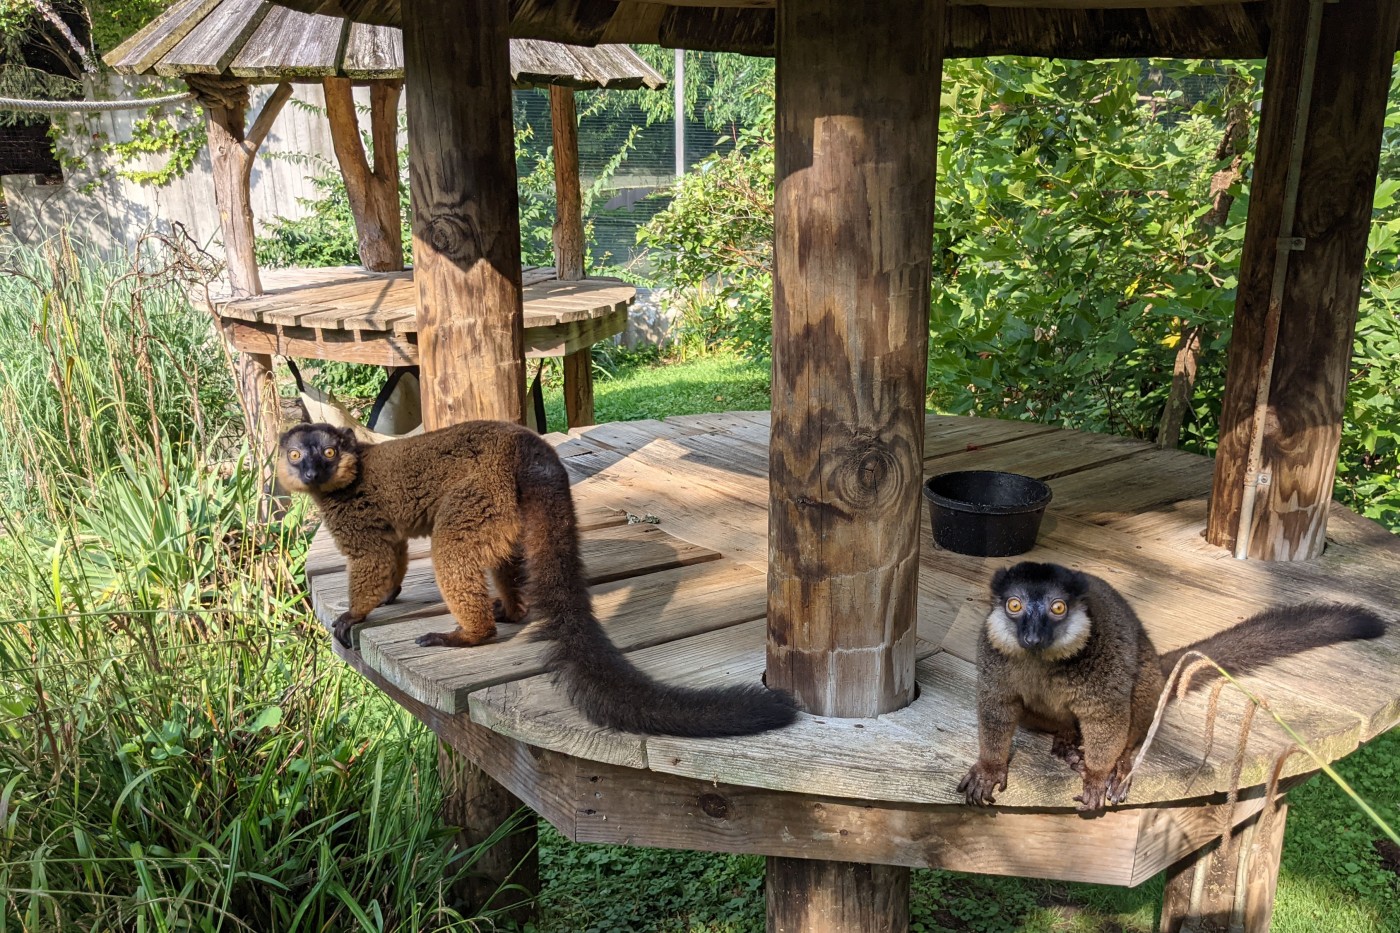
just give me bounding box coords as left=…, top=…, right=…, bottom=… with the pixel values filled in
left=224, top=320, right=418, bottom=366
left=333, top=629, right=1301, bottom=888
left=922, top=428, right=1153, bottom=483
left=342, top=22, right=402, bottom=77
left=522, top=307, right=628, bottom=358
left=372, top=557, right=768, bottom=716
left=104, top=0, right=225, bottom=73
left=158, top=0, right=271, bottom=75
left=312, top=520, right=723, bottom=631
left=923, top=415, right=1061, bottom=460
left=230, top=6, right=347, bottom=77
left=1047, top=446, right=1212, bottom=524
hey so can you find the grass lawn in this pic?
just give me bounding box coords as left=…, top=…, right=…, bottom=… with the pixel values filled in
left=525, top=349, right=1400, bottom=933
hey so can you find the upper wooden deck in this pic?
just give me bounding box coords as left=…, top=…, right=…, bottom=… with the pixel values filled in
left=306, top=413, right=1400, bottom=815
left=200, top=265, right=635, bottom=365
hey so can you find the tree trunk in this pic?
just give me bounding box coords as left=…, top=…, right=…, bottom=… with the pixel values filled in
left=323, top=77, right=405, bottom=272
left=403, top=0, right=524, bottom=429
left=1206, top=0, right=1400, bottom=559
left=766, top=858, right=909, bottom=933
left=549, top=85, right=584, bottom=282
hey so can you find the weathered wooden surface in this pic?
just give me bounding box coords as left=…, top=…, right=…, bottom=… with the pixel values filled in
left=305, top=413, right=1400, bottom=817
left=1207, top=0, right=1400, bottom=560
left=203, top=269, right=631, bottom=408
left=1160, top=798, right=1290, bottom=933
left=107, top=0, right=666, bottom=88
left=549, top=86, right=584, bottom=282
left=766, top=858, right=908, bottom=933
left=328, top=624, right=1298, bottom=888
left=240, top=0, right=1290, bottom=60
left=766, top=0, right=942, bottom=723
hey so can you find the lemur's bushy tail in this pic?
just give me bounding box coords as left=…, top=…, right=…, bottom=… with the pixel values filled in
left=1160, top=603, right=1386, bottom=686
left=518, top=432, right=797, bottom=737
left=535, top=606, right=799, bottom=736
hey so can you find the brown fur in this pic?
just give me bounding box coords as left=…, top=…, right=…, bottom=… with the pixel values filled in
left=958, top=561, right=1386, bottom=812
left=279, top=420, right=798, bottom=738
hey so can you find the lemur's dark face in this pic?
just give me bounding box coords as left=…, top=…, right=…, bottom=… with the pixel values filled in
left=277, top=423, right=361, bottom=494
left=986, top=562, right=1092, bottom=661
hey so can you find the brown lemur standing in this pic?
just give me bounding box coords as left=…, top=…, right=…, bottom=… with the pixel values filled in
left=958, top=561, right=1386, bottom=812
left=278, top=420, right=798, bottom=737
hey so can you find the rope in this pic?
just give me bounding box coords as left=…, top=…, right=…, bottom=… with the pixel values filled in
left=0, top=91, right=197, bottom=113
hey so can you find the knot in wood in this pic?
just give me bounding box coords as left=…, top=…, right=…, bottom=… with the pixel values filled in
left=425, top=215, right=474, bottom=255
left=830, top=440, right=902, bottom=511
left=697, top=793, right=729, bottom=820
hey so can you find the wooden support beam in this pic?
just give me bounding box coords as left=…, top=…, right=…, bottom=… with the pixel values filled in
left=189, top=76, right=292, bottom=476
left=400, top=0, right=533, bottom=917
left=324, top=76, right=405, bottom=272
left=1206, top=0, right=1400, bottom=559
left=766, top=0, right=943, bottom=928
left=767, top=0, right=942, bottom=719
left=1159, top=798, right=1289, bottom=933
left=549, top=85, right=585, bottom=282
left=404, top=0, right=524, bottom=430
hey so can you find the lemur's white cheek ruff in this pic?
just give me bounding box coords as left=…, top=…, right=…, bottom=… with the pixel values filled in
left=1041, top=607, right=1092, bottom=661
left=985, top=607, right=1025, bottom=658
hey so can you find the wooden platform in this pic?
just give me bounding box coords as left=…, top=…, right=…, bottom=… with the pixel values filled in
left=306, top=412, right=1400, bottom=882
left=201, top=265, right=634, bottom=367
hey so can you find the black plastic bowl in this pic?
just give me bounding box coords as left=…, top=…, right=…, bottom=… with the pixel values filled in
left=922, top=470, right=1052, bottom=557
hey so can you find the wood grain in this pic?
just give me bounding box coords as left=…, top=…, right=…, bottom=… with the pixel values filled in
left=323, top=76, right=404, bottom=270
left=403, top=0, right=523, bottom=428
left=549, top=85, right=584, bottom=281
left=766, top=0, right=943, bottom=719
left=1208, top=0, right=1400, bottom=559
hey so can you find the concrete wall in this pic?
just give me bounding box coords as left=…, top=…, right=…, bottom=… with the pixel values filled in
left=2, top=75, right=369, bottom=259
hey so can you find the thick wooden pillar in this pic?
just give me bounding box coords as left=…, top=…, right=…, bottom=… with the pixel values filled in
left=550, top=84, right=595, bottom=427
left=404, top=0, right=524, bottom=430
left=765, top=0, right=943, bottom=928
left=1206, top=0, right=1400, bottom=560
left=324, top=77, right=405, bottom=272
left=401, top=0, right=534, bottom=918
left=1159, top=799, right=1289, bottom=933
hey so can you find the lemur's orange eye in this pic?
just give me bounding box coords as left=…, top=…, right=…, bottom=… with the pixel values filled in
left=288, top=450, right=302, bottom=462
left=1006, top=598, right=1023, bottom=614
left=324, top=448, right=337, bottom=459
left=1050, top=599, right=1068, bottom=616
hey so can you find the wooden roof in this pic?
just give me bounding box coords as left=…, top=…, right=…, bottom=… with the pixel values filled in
left=248, top=0, right=1289, bottom=58
left=104, top=0, right=666, bottom=87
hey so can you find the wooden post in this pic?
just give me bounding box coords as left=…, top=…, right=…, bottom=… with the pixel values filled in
left=1205, top=0, right=1400, bottom=559
left=1159, top=799, right=1289, bottom=933
left=403, top=0, right=524, bottom=431
left=189, top=76, right=293, bottom=470
left=766, top=0, right=943, bottom=927
left=401, top=0, right=534, bottom=918
left=324, top=77, right=405, bottom=272
left=550, top=85, right=584, bottom=282
left=549, top=85, right=595, bottom=428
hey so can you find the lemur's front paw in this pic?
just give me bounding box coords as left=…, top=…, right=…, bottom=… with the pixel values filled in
left=332, top=611, right=363, bottom=649
left=958, top=760, right=1008, bottom=806
left=1074, top=772, right=1110, bottom=813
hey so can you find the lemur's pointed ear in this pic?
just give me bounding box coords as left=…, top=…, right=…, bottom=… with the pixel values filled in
left=335, top=426, right=360, bottom=448
left=991, top=565, right=1011, bottom=593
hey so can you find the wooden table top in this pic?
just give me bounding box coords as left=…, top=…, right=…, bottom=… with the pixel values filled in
left=200, top=265, right=636, bottom=335
left=306, top=412, right=1400, bottom=810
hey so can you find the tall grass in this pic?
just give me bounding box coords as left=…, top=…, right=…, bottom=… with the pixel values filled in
left=0, top=236, right=490, bottom=931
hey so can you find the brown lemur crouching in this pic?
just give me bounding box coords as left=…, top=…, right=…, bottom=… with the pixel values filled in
left=278, top=420, right=798, bottom=738
left=958, top=561, right=1386, bottom=812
